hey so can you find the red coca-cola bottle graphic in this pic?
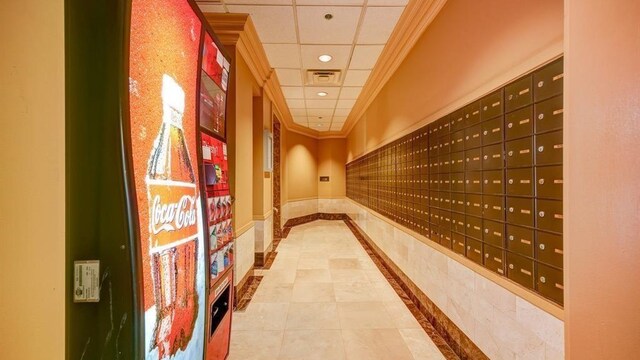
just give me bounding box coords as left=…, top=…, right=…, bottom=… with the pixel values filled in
left=147, top=74, right=199, bottom=358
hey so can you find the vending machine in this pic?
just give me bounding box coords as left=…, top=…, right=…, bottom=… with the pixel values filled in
left=66, top=0, right=234, bottom=359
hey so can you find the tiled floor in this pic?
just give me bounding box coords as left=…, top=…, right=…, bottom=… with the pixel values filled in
left=229, top=220, right=446, bottom=360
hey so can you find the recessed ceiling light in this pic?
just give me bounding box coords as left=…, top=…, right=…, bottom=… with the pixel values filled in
left=318, top=54, right=332, bottom=63
left=317, top=91, right=328, bottom=97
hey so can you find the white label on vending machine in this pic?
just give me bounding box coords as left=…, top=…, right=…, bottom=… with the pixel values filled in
left=73, top=260, right=100, bottom=303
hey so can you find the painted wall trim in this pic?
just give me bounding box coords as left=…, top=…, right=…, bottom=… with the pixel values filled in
left=343, top=0, right=448, bottom=136
left=252, top=211, right=273, bottom=221
left=346, top=198, right=564, bottom=320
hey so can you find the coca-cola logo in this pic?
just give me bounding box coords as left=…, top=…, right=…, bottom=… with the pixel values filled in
left=151, top=194, right=197, bottom=234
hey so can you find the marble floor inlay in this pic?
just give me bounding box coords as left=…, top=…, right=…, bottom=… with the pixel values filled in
left=228, top=220, right=448, bottom=359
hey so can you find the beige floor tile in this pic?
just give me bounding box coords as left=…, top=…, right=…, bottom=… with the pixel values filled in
left=291, top=282, right=336, bottom=302
left=228, top=330, right=284, bottom=360
left=241, top=302, right=290, bottom=330
left=252, top=283, right=294, bottom=303
left=270, top=257, right=300, bottom=270
left=341, top=329, right=414, bottom=360
left=334, top=281, right=380, bottom=302
left=372, top=280, right=402, bottom=301
left=297, top=257, right=329, bottom=269
left=330, top=269, right=370, bottom=283
left=383, top=301, right=422, bottom=329
left=329, top=258, right=362, bottom=269
left=278, top=329, right=345, bottom=360
left=259, top=270, right=296, bottom=287
left=399, top=328, right=447, bottom=360
left=337, top=301, right=396, bottom=329
left=285, top=302, right=340, bottom=330
left=295, top=269, right=332, bottom=283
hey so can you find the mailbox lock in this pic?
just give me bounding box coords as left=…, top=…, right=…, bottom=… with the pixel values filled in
left=538, top=146, right=545, bottom=153
left=485, top=253, right=489, bottom=258
left=538, top=80, right=544, bottom=88
left=467, top=246, right=471, bottom=250
left=484, top=204, right=489, bottom=209
left=509, top=235, right=515, bottom=241
left=540, top=276, right=546, bottom=283
left=538, top=113, right=544, bottom=120
left=484, top=180, right=489, bottom=184
left=509, top=264, right=515, bottom=269
left=509, top=207, right=515, bottom=213
left=539, top=244, right=546, bottom=250
left=539, top=211, right=545, bottom=217
left=508, top=179, right=514, bottom=184
left=484, top=155, right=488, bottom=160
left=483, top=106, right=488, bottom=111
left=539, top=178, right=545, bottom=185
left=485, top=229, right=489, bottom=233
left=508, top=151, right=514, bottom=156
left=508, top=122, right=513, bottom=128
left=484, top=130, right=488, bottom=135
left=508, top=94, right=514, bottom=100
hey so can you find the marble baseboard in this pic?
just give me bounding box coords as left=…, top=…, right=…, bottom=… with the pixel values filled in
left=235, top=275, right=263, bottom=312
left=235, top=267, right=254, bottom=307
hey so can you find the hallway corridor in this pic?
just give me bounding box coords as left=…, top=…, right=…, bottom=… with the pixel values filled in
left=228, top=220, right=446, bottom=360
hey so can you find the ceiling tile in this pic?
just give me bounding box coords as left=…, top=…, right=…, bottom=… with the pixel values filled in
left=366, top=0, right=408, bottom=5
left=304, top=86, right=339, bottom=100
left=197, top=4, right=226, bottom=13
left=339, top=87, right=362, bottom=100
left=297, top=6, right=362, bottom=44
left=300, top=45, right=351, bottom=70
left=333, top=108, right=352, bottom=116
left=336, top=99, right=356, bottom=108
left=309, top=122, right=331, bottom=131
left=308, top=116, right=332, bottom=123
left=282, top=86, right=304, bottom=99
left=332, top=116, right=347, bottom=123
left=264, top=44, right=301, bottom=68
left=330, top=122, right=345, bottom=131
left=343, top=69, right=371, bottom=86
left=293, top=116, right=308, bottom=124
left=305, top=99, right=337, bottom=109
left=225, top=0, right=292, bottom=4
left=357, top=6, right=404, bottom=44
left=290, top=108, right=308, bottom=116
left=287, top=99, right=307, bottom=108
left=227, top=5, right=297, bottom=43
left=296, top=0, right=363, bottom=5
left=349, top=45, right=385, bottom=69
left=306, top=108, right=335, bottom=116
left=276, top=69, right=303, bottom=86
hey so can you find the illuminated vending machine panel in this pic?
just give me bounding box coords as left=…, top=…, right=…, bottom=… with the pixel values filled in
left=199, top=31, right=234, bottom=360
left=128, top=0, right=231, bottom=359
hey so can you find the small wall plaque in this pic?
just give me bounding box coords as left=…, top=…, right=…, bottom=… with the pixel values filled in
left=320, top=176, right=330, bottom=182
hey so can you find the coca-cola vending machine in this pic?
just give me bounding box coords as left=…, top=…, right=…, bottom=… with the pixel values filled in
left=66, top=0, right=233, bottom=359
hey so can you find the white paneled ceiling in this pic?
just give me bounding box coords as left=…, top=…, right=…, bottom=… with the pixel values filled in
left=198, top=0, right=408, bottom=132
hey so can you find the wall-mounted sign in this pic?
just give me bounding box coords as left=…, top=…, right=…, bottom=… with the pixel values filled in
left=320, top=176, right=330, bottom=182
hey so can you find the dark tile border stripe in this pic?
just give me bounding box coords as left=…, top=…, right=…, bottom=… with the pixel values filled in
left=235, top=275, right=263, bottom=311
left=280, top=213, right=489, bottom=360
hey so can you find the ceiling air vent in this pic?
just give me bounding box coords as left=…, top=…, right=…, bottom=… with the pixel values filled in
left=306, top=70, right=342, bottom=86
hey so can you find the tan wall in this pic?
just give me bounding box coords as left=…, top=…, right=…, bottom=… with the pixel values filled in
left=230, top=55, right=255, bottom=233
left=347, top=0, right=563, bottom=161
left=564, top=0, right=640, bottom=357
left=283, top=129, right=319, bottom=201
left=0, top=0, right=65, bottom=358
left=318, top=138, right=347, bottom=198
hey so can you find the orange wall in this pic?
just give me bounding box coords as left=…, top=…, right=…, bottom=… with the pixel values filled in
left=318, top=138, right=347, bottom=198
left=564, top=0, right=640, bottom=357
left=283, top=129, right=319, bottom=201
left=347, top=0, right=563, bottom=160
left=0, top=0, right=65, bottom=358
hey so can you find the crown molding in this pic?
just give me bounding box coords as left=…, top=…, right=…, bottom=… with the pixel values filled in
left=341, top=0, right=448, bottom=137
left=203, top=13, right=320, bottom=139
